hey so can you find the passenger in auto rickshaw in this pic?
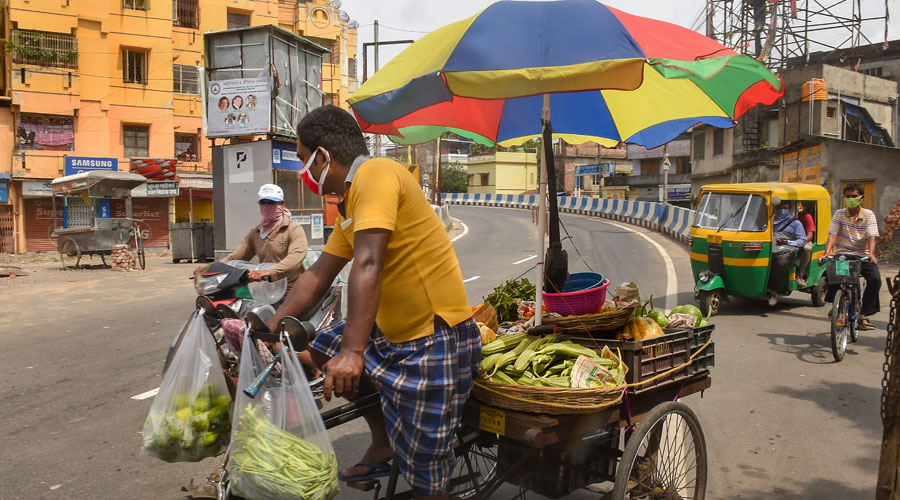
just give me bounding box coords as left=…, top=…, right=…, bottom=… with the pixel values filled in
left=795, top=202, right=817, bottom=287
left=768, top=200, right=807, bottom=305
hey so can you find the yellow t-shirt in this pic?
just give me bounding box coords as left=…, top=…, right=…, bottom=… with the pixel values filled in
left=324, top=158, right=471, bottom=343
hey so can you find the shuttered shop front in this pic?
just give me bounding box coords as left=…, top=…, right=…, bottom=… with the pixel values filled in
left=24, top=197, right=169, bottom=251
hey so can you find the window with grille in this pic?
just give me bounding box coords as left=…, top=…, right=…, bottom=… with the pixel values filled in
left=124, top=125, right=150, bottom=158
left=17, top=114, right=75, bottom=151
left=123, top=50, right=149, bottom=84
left=173, top=65, right=199, bottom=94
left=123, top=0, right=148, bottom=10
left=693, top=133, right=706, bottom=161
left=862, top=66, right=884, bottom=78
left=227, top=12, right=250, bottom=29
left=713, top=128, right=724, bottom=156
left=11, top=30, right=78, bottom=69
left=348, top=57, right=358, bottom=80
left=173, top=0, right=199, bottom=28
left=175, top=133, right=199, bottom=162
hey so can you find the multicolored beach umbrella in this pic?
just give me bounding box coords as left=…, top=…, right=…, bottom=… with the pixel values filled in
left=348, top=0, right=784, bottom=149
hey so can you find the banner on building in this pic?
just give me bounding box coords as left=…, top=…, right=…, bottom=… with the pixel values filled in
left=206, top=78, right=271, bottom=138
left=131, top=158, right=178, bottom=182
left=64, top=156, right=118, bottom=176
left=0, top=180, right=8, bottom=203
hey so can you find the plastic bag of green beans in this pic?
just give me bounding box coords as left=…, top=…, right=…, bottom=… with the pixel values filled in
left=229, top=329, right=339, bottom=500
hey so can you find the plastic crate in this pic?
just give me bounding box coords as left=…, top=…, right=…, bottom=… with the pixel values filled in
left=690, top=325, right=716, bottom=374
left=566, top=329, right=693, bottom=393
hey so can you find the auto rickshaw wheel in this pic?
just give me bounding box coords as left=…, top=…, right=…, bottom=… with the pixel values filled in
left=59, top=239, right=81, bottom=270
left=698, top=290, right=721, bottom=317
left=811, top=278, right=827, bottom=307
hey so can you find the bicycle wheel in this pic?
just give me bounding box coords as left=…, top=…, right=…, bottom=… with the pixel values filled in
left=612, top=401, right=708, bottom=500
left=133, top=230, right=146, bottom=270
left=831, top=289, right=850, bottom=362
left=449, top=428, right=498, bottom=499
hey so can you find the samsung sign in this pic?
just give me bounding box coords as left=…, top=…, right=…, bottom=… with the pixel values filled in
left=64, top=156, right=119, bottom=176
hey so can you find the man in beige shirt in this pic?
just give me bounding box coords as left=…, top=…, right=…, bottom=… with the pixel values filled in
left=197, top=184, right=308, bottom=287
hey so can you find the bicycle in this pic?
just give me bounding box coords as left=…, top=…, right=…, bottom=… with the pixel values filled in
left=823, top=254, right=869, bottom=362
left=114, top=217, right=146, bottom=270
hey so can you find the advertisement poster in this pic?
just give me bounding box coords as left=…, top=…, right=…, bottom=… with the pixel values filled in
left=207, top=78, right=271, bottom=138
left=311, top=213, right=324, bottom=239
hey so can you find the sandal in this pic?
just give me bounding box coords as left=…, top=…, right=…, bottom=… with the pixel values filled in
left=858, top=318, right=876, bottom=331
left=338, top=459, right=393, bottom=482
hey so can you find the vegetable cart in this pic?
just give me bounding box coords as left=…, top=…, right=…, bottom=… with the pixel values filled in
left=50, top=170, right=148, bottom=270
left=318, top=325, right=715, bottom=500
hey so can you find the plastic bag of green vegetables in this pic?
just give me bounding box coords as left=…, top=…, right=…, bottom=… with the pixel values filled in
left=141, top=312, right=233, bottom=463
left=229, top=329, right=339, bottom=500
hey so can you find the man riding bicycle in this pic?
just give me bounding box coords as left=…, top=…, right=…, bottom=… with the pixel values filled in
left=819, top=182, right=881, bottom=330
left=268, top=105, right=479, bottom=500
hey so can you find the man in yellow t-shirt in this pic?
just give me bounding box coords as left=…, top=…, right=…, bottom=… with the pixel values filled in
left=268, top=106, right=479, bottom=500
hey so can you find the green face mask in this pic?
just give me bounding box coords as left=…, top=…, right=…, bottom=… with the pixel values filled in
left=845, top=196, right=862, bottom=209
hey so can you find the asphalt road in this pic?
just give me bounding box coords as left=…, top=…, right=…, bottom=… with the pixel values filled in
left=0, top=206, right=892, bottom=499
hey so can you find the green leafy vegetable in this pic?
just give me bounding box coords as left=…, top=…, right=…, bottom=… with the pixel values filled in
left=484, top=278, right=536, bottom=322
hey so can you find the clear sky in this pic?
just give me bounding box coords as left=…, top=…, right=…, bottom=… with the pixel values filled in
left=339, top=0, right=898, bottom=76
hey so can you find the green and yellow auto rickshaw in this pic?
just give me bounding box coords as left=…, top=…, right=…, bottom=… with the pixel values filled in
left=690, top=183, right=831, bottom=316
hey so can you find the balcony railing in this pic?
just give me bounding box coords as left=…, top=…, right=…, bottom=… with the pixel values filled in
left=10, top=30, right=78, bottom=69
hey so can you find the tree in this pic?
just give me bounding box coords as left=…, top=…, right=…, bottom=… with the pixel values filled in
left=440, top=162, right=468, bottom=193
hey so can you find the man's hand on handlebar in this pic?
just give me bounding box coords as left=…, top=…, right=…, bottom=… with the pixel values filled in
left=322, top=351, right=364, bottom=401
left=247, top=270, right=272, bottom=282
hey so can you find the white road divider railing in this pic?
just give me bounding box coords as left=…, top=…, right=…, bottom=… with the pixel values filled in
left=440, top=193, right=694, bottom=244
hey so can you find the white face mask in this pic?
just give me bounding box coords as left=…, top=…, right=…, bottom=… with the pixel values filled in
left=300, top=147, right=331, bottom=196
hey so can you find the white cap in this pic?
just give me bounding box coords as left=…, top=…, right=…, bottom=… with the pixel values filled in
left=257, top=184, right=284, bottom=202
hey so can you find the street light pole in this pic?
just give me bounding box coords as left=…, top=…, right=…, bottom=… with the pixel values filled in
left=662, top=144, right=671, bottom=205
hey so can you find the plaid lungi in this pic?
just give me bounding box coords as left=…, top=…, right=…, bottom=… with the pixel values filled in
left=310, top=317, right=481, bottom=495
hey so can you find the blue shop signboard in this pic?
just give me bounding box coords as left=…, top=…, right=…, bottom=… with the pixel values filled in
left=64, top=156, right=118, bottom=176
left=0, top=179, right=8, bottom=203
left=271, top=140, right=303, bottom=171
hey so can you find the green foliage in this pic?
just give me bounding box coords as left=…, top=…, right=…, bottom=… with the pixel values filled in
left=7, top=32, right=78, bottom=67
left=484, top=278, right=537, bottom=323
left=440, top=162, right=468, bottom=193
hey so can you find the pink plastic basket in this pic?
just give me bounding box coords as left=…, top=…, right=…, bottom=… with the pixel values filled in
left=543, top=279, right=610, bottom=316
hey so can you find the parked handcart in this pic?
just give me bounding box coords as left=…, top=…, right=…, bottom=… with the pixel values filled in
left=317, top=324, right=715, bottom=500
left=50, top=170, right=148, bottom=270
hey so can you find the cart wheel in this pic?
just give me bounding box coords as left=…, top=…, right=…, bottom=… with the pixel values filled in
left=811, top=278, right=827, bottom=307
left=697, top=290, right=721, bottom=317
left=612, top=401, right=707, bottom=500
left=133, top=231, right=146, bottom=270
left=59, top=239, right=81, bottom=270
left=449, top=427, right=498, bottom=499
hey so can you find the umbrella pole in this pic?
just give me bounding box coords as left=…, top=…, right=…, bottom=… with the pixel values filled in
left=541, top=95, right=568, bottom=297
left=535, top=99, right=547, bottom=325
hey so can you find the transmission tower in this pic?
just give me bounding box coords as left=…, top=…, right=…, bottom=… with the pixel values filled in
left=705, top=0, right=889, bottom=69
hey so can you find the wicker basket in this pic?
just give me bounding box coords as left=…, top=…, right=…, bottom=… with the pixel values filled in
left=541, top=304, right=637, bottom=334
left=472, top=378, right=626, bottom=414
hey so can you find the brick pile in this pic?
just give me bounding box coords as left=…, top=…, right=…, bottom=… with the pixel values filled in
left=877, top=199, right=900, bottom=257
left=110, top=244, right=137, bottom=271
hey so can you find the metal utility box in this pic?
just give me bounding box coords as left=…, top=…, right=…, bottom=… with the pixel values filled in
left=204, top=25, right=328, bottom=138
left=170, top=222, right=214, bottom=263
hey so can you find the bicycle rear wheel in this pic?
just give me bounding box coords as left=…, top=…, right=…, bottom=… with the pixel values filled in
left=133, top=230, right=146, bottom=270
left=831, top=289, right=849, bottom=362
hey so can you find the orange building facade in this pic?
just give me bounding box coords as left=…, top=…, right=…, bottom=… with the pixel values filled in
left=0, top=0, right=357, bottom=253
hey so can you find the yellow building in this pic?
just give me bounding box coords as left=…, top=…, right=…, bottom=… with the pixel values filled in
left=0, top=0, right=358, bottom=253
left=466, top=151, right=538, bottom=195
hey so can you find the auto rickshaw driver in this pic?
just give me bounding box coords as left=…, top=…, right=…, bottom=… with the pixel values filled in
left=767, top=200, right=807, bottom=306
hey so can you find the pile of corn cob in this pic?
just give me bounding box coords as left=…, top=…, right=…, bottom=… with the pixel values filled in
left=479, top=333, right=626, bottom=388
